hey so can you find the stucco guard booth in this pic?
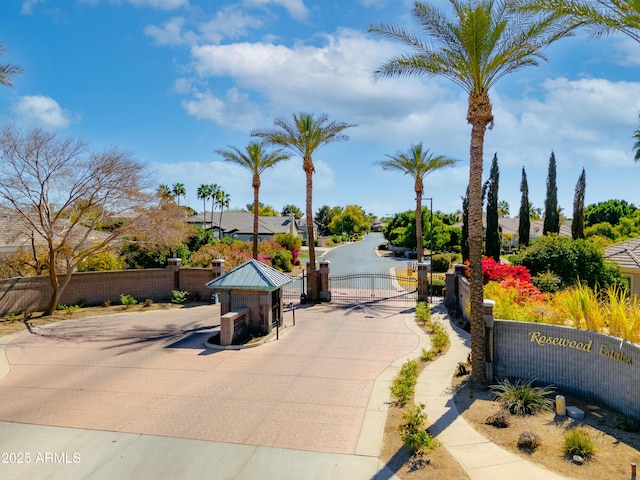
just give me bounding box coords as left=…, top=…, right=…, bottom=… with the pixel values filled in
left=205, top=259, right=292, bottom=345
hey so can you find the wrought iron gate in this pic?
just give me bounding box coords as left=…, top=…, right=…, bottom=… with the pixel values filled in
left=329, top=272, right=417, bottom=304
left=282, top=272, right=305, bottom=302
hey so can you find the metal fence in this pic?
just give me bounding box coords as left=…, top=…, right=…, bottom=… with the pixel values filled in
left=329, top=272, right=417, bottom=304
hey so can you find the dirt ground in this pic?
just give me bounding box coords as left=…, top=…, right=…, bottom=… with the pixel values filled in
left=0, top=302, right=183, bottom=338
left=453, top=377, right=640, bottom=479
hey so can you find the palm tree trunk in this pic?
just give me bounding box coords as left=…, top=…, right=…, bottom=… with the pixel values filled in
left=468, top=122, right=488, bottom=388
left=415, top=184, right=423, bottom=263
left=252, top=175, right=260, bottom=259
left=304, top=157, right=317, bottom=302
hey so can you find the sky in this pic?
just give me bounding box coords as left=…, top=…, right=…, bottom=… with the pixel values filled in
left=1, top=0, right=639, bottom=220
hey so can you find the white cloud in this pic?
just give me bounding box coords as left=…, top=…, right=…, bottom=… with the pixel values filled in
left=145, top=17, right=191, bottom=45
left=80, top=0, right=188, bottom=10
left=12, top=95, right=77, bottom=129
left=198, top=6, right=264, bottom=44
left=187, top=29, right=446, bottom=138
left=180, top=88, right=261, bottom=129
left=243, top=0, right=308, bottom=20
left=20, top=0, right=45, bottom=14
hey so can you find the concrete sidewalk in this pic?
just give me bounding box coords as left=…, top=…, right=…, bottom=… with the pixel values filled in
left=416, top=304, right=570, bottom=480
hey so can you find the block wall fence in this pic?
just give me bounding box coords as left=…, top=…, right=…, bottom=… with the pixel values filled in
left=0, top=259, right=221, bottom=316
left=445, top=265, right=640, bottom=420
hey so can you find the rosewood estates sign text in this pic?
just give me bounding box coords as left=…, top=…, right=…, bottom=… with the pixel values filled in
left=528, top=331, right=633, bottom=366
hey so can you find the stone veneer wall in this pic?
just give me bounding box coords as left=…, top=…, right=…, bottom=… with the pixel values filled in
left=494, top=320, right=640, bottom=420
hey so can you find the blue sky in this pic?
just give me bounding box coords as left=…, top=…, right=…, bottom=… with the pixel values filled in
left=1, top=0, right=639, bottom=219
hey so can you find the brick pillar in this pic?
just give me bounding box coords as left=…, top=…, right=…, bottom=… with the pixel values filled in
left=211, top=259, right=225, bottom=279
left=417, top=262, right=430, bottom=302
left=484, top=299, right=495, bottom=383
left=318, top=260, right=331, bottom=302
left=168, top=257, right=182, bottom=290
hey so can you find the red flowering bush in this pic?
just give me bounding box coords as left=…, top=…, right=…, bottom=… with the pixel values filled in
left=482, top=257, right=531, bottom=285
left=498, top=277, right=546, bottom=304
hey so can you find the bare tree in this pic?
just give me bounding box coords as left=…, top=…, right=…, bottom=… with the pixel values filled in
left=0, top=125, right=157, bottom=315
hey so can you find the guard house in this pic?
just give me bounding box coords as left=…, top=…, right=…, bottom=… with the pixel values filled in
left=205, top=259, right=292, bottom=336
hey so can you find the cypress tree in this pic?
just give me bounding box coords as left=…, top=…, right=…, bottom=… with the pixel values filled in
left=543, top=151, right=560, bottom=235
left=461, top=186, right=469, bottom=262
left=572, top=168, right=586, bottom=240
left=485, top=153, right=500, bottom=261
left=518, top=167, right=530, bottom=247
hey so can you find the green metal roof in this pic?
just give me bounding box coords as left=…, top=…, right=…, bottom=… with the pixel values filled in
left=205, top=259, right=293, bottom=291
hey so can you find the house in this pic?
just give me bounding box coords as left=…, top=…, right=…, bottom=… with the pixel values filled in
left=187, top=211, right=301, bottom=242
left=498, top=217, right=571, bottom=250
left=604, top=238, right=640, bottom=298
left=0, top=205, right=113, bottom=259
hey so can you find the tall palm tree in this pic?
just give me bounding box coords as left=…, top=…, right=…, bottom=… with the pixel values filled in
left=375, top=143, right=457, bottom=262
left=252, top=112, right=354, bottom=302
left=370, top=0, right=569, bottom=386
left=521, top=0, right=640, bottom=42
left=171, top=183, right=186, bottom=206
left=157, top=184, right=172, bottom=202
left=208, top=183, right=220, bottom=230
left=0, top=44, right=23, bottom=87
left=217, top=142, right=290, bottom=258
left=197, top=184, right=212, bottom=228
left=217, top=190, right=231, bottom=237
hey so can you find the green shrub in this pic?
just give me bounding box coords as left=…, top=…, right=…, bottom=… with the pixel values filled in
left=271, top=249, right=293, bottom=272
left=430, top=277, right=446, bottom=296
left=490, top=379, right=554, bottom=416
left=171, top=290, right=188, bottom=304
left=512, top=234, right=625, bottom=290
left=420, top=347, right=438, bottom=362
left=431, top=321, right=450, bottom=353
left=531, top=271, right=562, bottom=293
left=398, top=403, right=439, bottom=454
left=415, top=302, right=431, bottom=326
left=390, top=359, right=420, bottom=407
left=431, top=254, right=451, bottom=272
left=120, top=294, right=137, bottom=307
left=563, top=428, right=596, bottom=459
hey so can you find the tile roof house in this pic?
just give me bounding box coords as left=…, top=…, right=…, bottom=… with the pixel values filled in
left=0, top=205, right=111, bottom=259
left=187, top=211, right=301, bottom=242
left=605, top=238, right=640, bottom=298
left=498, top=217, right=572, bottom=250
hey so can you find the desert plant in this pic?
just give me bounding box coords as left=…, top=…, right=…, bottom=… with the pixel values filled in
left=103, top=300, right=111, bottom=308
left=120, top=294, right=137, bottom=307
left=485, top=409, right=510, bottom=428
left=171, top=290, right=189, bottom=304
left=518, top=431, right=540, bottom=452
left=563, top=427, right=596, bottom=459
left=490, top=379, right=554, bottom=416
left=57, top=304, right=79, bottom=315
left=144, top=298, right=154, bottom=307
left=398, top=403, right=439, bottom=454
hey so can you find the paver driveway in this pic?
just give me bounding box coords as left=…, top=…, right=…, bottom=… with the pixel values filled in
left=0, top=302, right=418, bottom=455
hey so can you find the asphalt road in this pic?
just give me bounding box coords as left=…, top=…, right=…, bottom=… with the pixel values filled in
left=323, top=232, right=412, bottom=275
